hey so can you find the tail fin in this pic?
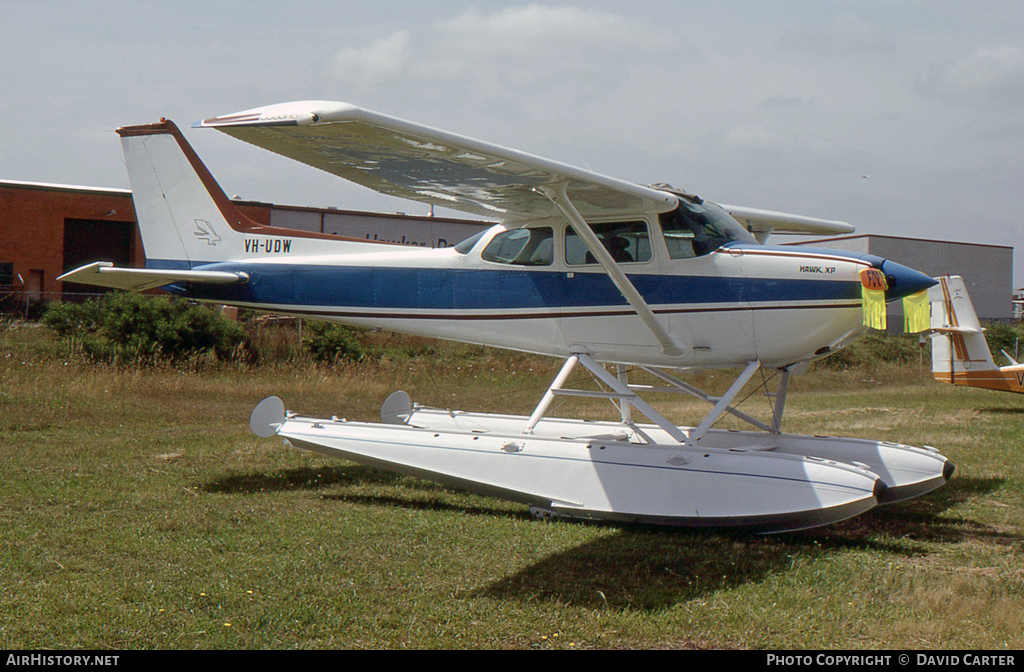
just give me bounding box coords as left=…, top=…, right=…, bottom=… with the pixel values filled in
left=118, top=120, right=259, bottom=269
left=62, top=119, right=389, bottom=291
left=929, top=275, right=996, bottom=382
left=121, top=119, right=360, bottom=269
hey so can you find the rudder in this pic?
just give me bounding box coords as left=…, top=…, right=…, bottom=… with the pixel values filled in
left=928, top=275, right=996, bottom=380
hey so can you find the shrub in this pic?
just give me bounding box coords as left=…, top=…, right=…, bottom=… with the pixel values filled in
left=982, top=321, right=1024, bottom=363
left=42, top=292, right=249, bottom=364
left=302, top=321, right=367, bottom=363
left=816, top=332, right=927, bottom=370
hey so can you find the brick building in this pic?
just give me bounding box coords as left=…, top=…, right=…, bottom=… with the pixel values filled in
left=1, top=180, right=140, bottom=306
left=0, top=179, right=486, bottom=310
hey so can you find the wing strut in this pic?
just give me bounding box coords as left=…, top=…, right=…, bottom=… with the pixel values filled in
left=537, top=183, right=687, bottom=359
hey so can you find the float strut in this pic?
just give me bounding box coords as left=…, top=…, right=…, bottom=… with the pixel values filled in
left=686, top=360, right=761, bottom=446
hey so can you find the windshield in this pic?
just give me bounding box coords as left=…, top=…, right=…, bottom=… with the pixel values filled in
left=453, top=229, right=488, bottom=254
left=659, top=201, right=757, bottom=259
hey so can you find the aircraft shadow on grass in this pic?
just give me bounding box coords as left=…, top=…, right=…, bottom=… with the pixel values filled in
left=474, top=476, right=1013, bottom=611
left=201, top=465, right=1012, bottom=612
left=202, top=464, right=525, bottom=517
left=977, top=406, right=1024, bottom=415
left=202, top=464, right=403, bottom=494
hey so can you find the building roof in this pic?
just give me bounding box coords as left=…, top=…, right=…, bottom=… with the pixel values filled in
left=0, top=179, right=132, bottom=197
left=270, top=201, right=487, bottom=225
left=790, top=233, right=1012, bottom=251
left=0, top=179, right=486, bottom=226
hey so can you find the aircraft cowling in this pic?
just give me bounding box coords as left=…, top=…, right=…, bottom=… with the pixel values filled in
left=877, top=259, right=937, bottom=301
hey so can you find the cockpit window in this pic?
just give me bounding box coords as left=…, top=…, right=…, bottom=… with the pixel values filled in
left=659, top=201, right=757, bottom=259
left=565, top=221, right=652, bottom=265
left=480, top=227, right=554, bottom=266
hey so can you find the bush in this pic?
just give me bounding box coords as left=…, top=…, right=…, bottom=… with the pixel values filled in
left=816, top=321, right=1024, bottom=372
left=816, top=332, right=927, bottom=370
left=42, top=292, right=249, bottom=364
left=302, top=321, right=367, bottom=363
left=983, top=321, right=1024, bottom=362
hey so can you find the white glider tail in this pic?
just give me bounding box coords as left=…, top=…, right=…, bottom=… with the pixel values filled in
left=930, top=275, right=1024, bottom=393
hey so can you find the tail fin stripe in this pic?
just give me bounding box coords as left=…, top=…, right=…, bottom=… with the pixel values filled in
left=939, top=277, right=971, bottom=362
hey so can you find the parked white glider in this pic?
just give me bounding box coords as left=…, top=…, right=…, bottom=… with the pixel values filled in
left=61, top=101, right=952, bottom=531
left=930, top=275, right=1024, bottom=393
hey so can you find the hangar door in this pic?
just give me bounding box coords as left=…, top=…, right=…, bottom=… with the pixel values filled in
left=62, top=218, right=135, bottom=300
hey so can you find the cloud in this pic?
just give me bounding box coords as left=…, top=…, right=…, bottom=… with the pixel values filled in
left=328, top=4, right=675, bottom=91
left=760, top=95, right=814, bottom=110
left=779, top=14, right=895, bottom=57
left=918, top=46, right=1024, bottom=110
left=333, top=30, right=412, bottom=85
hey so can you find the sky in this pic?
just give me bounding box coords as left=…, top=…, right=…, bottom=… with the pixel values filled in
left=3, top=1, right=1024, bottom=282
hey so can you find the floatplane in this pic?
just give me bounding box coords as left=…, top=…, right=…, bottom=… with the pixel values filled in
left=60, top=101, right=953, bottom=531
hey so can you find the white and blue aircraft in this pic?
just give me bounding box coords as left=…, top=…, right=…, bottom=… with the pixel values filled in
left=61, top=101, right=952, bottom=531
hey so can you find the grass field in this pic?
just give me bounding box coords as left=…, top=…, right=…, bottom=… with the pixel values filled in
left=1, top=322, right=1022, bottom=649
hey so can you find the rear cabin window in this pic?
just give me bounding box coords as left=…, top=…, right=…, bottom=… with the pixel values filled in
left=480, top=227, right=554, bottom=266
left=564, top=221, right=652, bottom=265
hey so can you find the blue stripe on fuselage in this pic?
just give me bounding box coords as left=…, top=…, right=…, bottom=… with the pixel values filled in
left=169, top=262, right=860, bottom=311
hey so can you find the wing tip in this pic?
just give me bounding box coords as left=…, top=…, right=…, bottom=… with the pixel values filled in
left=195, top=101, right=361, bottom=130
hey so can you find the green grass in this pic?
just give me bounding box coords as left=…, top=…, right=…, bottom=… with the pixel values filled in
left=1, top=322, right=1022, bottom=649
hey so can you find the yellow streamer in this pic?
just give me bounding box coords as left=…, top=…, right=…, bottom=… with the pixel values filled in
left=902, top=290, right=930, bottom=333
left=862, top=286, right=887, bottom=330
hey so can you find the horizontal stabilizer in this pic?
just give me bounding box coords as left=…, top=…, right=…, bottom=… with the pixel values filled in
left=58, top=262, right=249, bottom=292
left=930, top=325, right=983, bottom=335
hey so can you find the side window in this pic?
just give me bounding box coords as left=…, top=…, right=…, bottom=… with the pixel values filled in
left=662, top=225, right=697, bottom=259
left=480, top=227, right=553, bottom=266
left=565, top=221, right=652, bottom=265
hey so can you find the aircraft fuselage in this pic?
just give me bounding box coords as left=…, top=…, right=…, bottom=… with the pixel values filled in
left=164, top=222, right=927, bottom=369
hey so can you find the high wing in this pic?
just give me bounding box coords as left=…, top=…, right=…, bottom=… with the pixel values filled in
left=195, top=100, right=677, bottom=222
left=720, top=204, right=854, bottom=243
